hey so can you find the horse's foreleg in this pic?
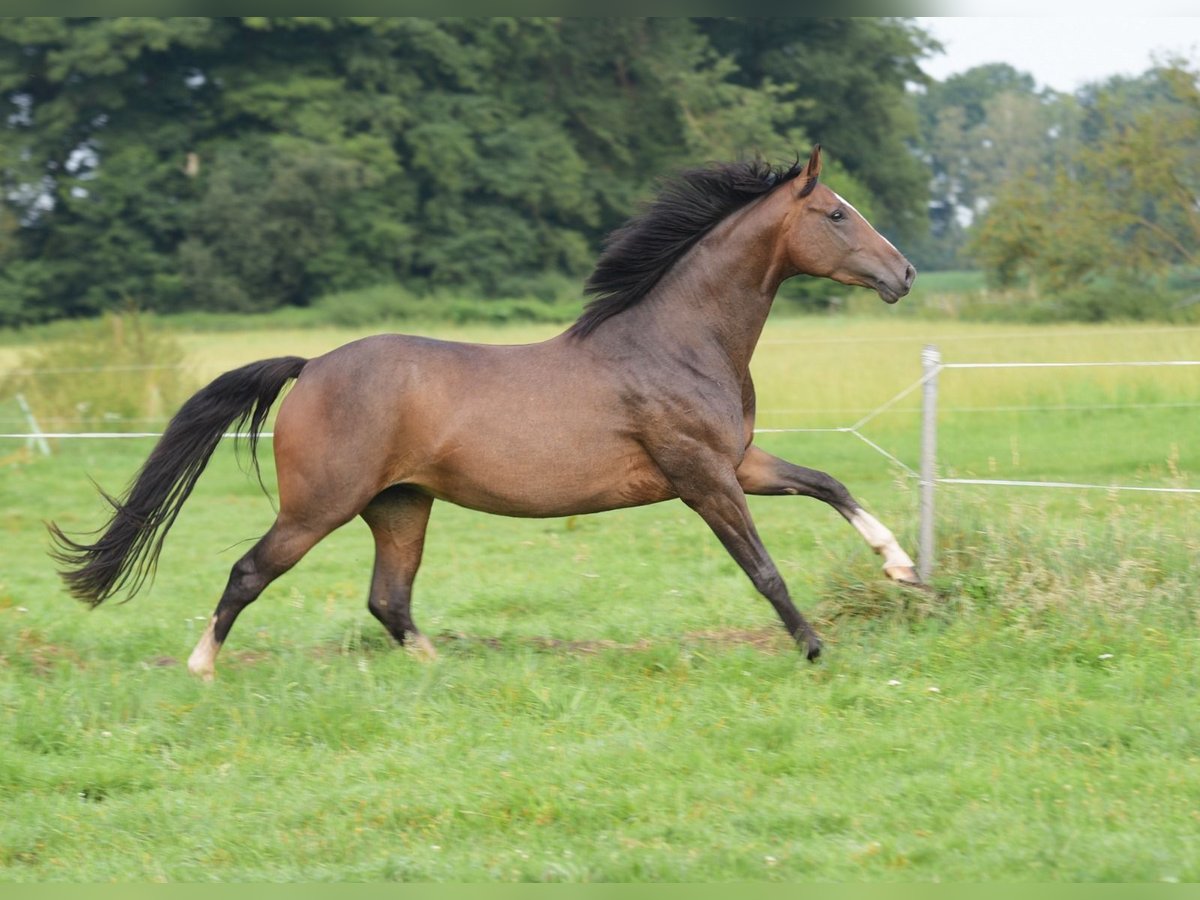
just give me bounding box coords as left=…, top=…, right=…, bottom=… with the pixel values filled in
left=668, top=466, right=822, bottom=661
left=735, top=444, right=920, bottom=585
left=187, top=518, right=328, bottom=681
left=361, top=485, right=436, bottom=659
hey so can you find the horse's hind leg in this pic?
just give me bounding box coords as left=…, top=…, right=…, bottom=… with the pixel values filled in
left=187, top=517, right=331, bottom=681
left=736, top=444, right=920, bottom=584
left=360, top=485, right=436, bottom=659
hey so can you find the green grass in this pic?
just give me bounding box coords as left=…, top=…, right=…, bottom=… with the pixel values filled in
left=1, top=317, right=1199, bottom=881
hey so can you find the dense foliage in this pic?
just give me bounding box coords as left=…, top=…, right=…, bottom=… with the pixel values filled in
left=0, top=17, right=928, bottom=325
left=0, top=17, right=1197, bottom=326
left=967, top=64, right=1200, bottom=296
left=917, top=58, right=1200, bottom=301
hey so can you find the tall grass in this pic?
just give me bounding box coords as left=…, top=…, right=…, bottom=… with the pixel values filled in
left=0, top=312, right=196, bottom=432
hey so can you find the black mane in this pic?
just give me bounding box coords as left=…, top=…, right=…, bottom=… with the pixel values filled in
left=567, top=157, right=807, bottom=339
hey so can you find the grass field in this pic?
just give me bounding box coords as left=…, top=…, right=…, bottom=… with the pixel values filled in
left=2, top=315, right=1199, bottom=881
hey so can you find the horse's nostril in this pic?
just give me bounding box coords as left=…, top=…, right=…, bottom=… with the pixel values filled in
left=904, top=265, right=916, bottom=288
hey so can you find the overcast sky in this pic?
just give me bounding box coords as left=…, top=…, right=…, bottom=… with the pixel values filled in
left=916, top=16, right=1200, bottom=92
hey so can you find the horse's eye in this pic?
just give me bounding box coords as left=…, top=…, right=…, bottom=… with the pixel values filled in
left=829, top=209, right=845, bottom=222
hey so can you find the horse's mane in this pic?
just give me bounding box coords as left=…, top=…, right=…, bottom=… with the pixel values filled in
left=567, top=157, right=810, bottom=339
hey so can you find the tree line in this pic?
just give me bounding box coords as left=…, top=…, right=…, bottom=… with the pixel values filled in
left=919, top=59, right=1200, bottom=310
left=0, top=17, right=1196, bottom=326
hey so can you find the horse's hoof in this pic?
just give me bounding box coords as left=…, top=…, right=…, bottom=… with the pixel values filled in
left=187, top=623, right=220, bottom=682
left=187, top=661, right=215, bottom=682
left=404, top=632, right=439, bottom=662
left=884, top=564, right=926, bottom=588
left=805, top=635, right=822, bottom=662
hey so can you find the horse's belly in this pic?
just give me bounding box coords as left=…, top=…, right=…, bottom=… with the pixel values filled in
left=415, top=443, right=676, bottom=518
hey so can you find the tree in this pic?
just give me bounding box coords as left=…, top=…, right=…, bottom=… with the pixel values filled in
left=969, top=62, right=1200, bottom=292
left=0, top=17, right=937, bottom=325
left=0, top=18, right=229, bottom=319
left=1076, top=63, right=1200, bottom=270
left=914, top=63, right=1078, bottom=270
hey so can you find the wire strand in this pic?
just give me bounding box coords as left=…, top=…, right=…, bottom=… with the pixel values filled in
left=939, top=477, right=1200, bottom=495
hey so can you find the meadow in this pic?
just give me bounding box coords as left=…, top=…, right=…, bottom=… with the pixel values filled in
left=1, top=313, right=1199, bottom=881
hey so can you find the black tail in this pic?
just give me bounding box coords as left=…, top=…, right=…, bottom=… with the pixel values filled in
left=49, top=356, right=308, bottom=607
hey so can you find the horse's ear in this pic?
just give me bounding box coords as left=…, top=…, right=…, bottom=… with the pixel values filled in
left=805, top=144, right=822, bottom=179
left=797, top=144, right=821, bottom=197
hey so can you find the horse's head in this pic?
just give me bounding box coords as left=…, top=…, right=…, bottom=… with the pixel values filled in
left=778, top=146, right=915, bottom=303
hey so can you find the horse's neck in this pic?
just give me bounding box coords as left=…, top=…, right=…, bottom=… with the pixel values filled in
left=645, top=202, right=785, bottom=373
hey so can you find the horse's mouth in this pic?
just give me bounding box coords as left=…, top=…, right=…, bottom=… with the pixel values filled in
left=875, top=281, right=905, bottom=304
left=871, top=264, right=916, bottom=304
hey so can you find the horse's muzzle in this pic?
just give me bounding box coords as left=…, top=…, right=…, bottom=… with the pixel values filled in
left=876, top=263, right=916, bottom=304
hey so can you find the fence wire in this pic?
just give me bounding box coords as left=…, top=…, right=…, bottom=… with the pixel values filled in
left=2, top=356, right=1197, bottom=500
left=925, top=357, right=1199, bottom=497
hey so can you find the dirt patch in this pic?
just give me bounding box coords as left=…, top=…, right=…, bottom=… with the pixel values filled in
left=438, top=632, right=654, bottom=654
left=437, top=625, right=789, bottom=655
left=225, top=649, right=275, bottom=668
left=143, top=626, right=794, bottom=672
left=141, top=650, right=272, bottom=670
left=12, top=628, right=85, bottom=676
left=680, top=626, right=790, bottom=651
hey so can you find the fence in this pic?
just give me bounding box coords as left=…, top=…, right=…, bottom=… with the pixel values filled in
left=914, top=348, right=1200, bottom=581
left=4, top=349, right=1198, bottom=580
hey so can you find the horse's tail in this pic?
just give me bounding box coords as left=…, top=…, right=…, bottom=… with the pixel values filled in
left=49, top=356, right=308, bottom=607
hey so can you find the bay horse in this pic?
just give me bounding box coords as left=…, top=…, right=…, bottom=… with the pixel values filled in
left=50, top=146, right=919, bottom=680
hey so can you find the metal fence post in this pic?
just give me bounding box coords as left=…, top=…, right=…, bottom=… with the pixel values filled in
left=918, top=345, right=940, bottom=583
left=15, top=392, right=51, bottom=457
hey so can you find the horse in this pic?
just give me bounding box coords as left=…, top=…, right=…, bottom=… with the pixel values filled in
left=50, top=146, right=919, bottom=680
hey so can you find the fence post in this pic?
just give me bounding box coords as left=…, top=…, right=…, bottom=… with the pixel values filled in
left=15, top=392, right=51, bottom=457
left=918, top=345, right=940, bottom=583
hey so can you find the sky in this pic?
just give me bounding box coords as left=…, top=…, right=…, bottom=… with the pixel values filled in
left=916, top=16, right=1200, bottom=93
